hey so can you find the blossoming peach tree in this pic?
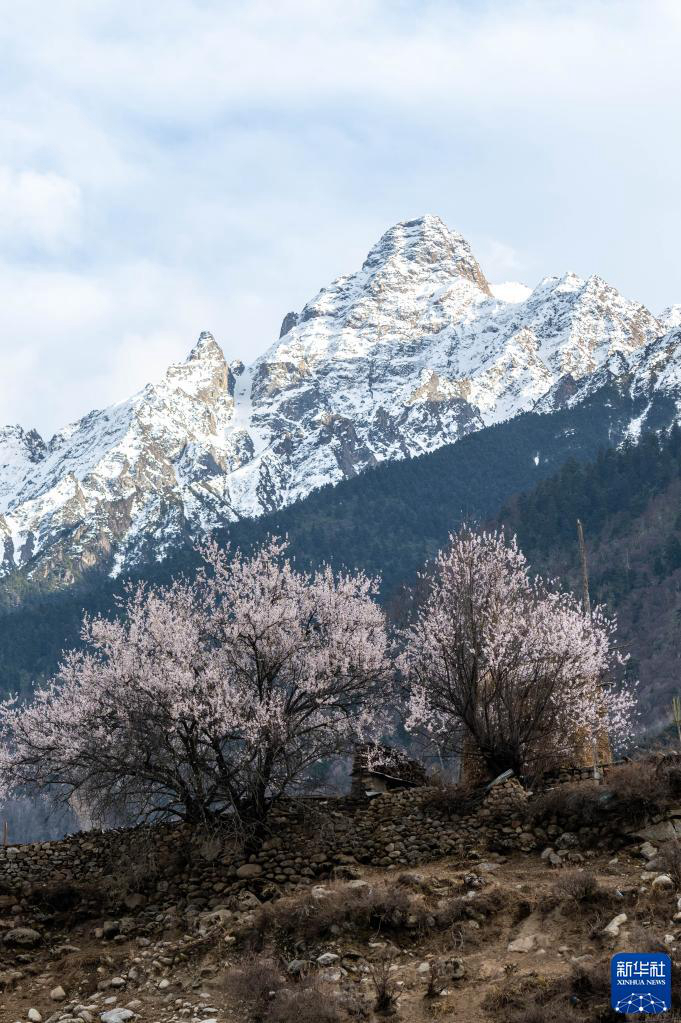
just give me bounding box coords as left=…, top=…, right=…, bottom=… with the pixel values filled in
left=0, top=540, right=390, bottom=834
left=401, top=529, right=636, bottom=778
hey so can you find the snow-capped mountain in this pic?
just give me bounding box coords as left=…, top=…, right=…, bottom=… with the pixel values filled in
left=0, top=214, right=674, bottom=583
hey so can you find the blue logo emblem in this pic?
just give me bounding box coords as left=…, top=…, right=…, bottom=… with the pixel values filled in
left=611, top=953, right=671, bottom=1014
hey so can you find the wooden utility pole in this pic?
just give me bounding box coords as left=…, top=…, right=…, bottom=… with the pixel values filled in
left=672, top=695, right=681, bottom=748
left=2, top=820, right=7, bottom=847
left=577, top=519, right=601, bottom=781
left=577, top=519, right=591, bottom=618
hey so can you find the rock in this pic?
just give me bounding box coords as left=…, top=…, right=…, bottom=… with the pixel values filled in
left=0, top=968, right=23, bottom=990
left=28, top=1012, right=42, bottom=1023
left=287, top=959, right=307, bottom=976
left=100, top=1012, right=134, bottom=1023
left=236, top=890, right=261, bottom=910
left=236, top=864, right=263, bottom=879
left=3, top=927, right=41, bottom=947
left=603, top=913, right=627, bottom=937
left=101, top=920, right=120, bottom=939
left=199, top=908, right=233, bottom=928
left=652, top=874, right=674, bottom=890
left=556, top=832, right=579, bottom=850
left=633, top=820, right=681, bottom=843
left=158, top=978, right=170, bottom=989
left=109, top=977, right=126, bottom=988
left=123, top=893, right=145, bottom=911
left=346, top=879, right=371, bottom=890
left=317, top=952, right=340, bottom=966
left=446, top=957, right=465, bottom=979
left=640, top=841, right=658, bottom=861
left=50, top=985, right=66, bottom=1000
left=508, top=934, right=536, bottom=953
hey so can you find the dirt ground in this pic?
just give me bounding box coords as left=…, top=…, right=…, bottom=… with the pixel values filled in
left=1, top=848, right=676, bottom=1023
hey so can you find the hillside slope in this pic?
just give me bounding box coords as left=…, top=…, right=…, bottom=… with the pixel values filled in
left=0, top=384, right=659, bottom=701
left=497, top=427, right=681, bottom=729
left=0, top=214, right=669, bottom=585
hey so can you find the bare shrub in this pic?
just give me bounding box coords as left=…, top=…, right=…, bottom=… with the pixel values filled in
left=224, top=956, right=285, bottom=1022
left=424, top=961, right=447, bottom=999
left=606, top=760, right=665, bottom=822
left=526, top=781, right=604, bottom=826
left=256, top=883, right=425, bottom=944
left=420, top=778, right=482, bottom=818
left=663, top=765, right=681, bottom=798
left=368, top=957, right=399, bottom=1015
left=482, top=974, right=553, bottom=1013
left=618, top=920, right=667, bottom=955
left=552, top=867, right=605, bottom=908
left=267, top=984, right=341, bottom=1023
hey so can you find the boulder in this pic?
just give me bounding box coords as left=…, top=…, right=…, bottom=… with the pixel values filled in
left=508, top=934, right=536, bottom=953
left=316, top=952, right=340, bottom=966
left=236, top=864, right=263, bottom=879
left=603, top=913, right=627, bottom=937
left=100, top=1012, right=134, bottom=1023
left=3, top=927, right=41, bottom=947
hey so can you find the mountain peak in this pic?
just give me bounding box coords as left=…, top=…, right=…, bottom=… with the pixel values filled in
left=660, top=305, right=681, bottom=331
left=187, top=331, right=225, bottom=363
left=0, top=219, right=670, bottom=584
left=160, top=332, right=229, bottom=402
left=361, top=214, right=491, bottom=295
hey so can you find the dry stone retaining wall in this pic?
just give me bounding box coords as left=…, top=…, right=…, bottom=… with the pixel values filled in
left=0, top=775, right=673, bottom=900
left=0, top=781, right=529, bottom=897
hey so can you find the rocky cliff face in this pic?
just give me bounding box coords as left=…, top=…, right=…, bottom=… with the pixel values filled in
left=0, top=214, right=675, bottom=582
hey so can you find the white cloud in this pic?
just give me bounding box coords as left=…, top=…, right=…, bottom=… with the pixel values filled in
left=0, top=1, right=680, bottom=434
left=478, top=239, right=526, bottom=281
left=0, top=168, right=82, bottom=253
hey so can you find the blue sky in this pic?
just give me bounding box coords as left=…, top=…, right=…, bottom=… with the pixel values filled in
left=1, top=0, right=681, bottom=436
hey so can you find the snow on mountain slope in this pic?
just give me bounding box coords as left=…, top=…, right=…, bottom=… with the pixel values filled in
left=660, top=305, right=681, bottom=331
left=0, top=214, right=671, bottom=582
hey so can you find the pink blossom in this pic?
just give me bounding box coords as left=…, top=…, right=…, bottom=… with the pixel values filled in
left=0, top=539, right=390, bottom=829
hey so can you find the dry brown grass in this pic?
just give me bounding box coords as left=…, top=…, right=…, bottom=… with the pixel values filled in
left=254, top=878, right=512, bottom=954
left=527, top=759, right=675, bottom=833
left=221, top=955, right=342, bottom=1023
left=658, top=836, right=681, bottom=888
left=255, top=883, right=423, bottom=945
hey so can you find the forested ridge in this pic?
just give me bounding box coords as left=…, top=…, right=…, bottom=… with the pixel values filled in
left=0, top=390, right=636, bottom=698
left=1, top=383, right=678, bottom=731
left=497, top=426, right=681, bottom=728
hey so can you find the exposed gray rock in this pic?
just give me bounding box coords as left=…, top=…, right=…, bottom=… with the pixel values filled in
left=3, top=927, right=41, bottom=947
left=0, top=215, right=668, bottom=584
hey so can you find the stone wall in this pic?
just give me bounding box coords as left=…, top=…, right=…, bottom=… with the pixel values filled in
left=0, top=771, right=676, bottom=903
left=0, top=780, right=530, bottom=899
